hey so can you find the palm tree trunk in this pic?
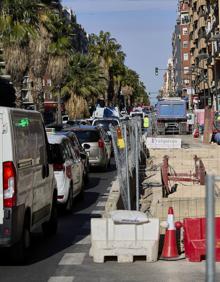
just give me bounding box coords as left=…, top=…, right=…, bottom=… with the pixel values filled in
left=14, top=85, right=23, bottom=108
left=34, top=77, right=44, bottom=114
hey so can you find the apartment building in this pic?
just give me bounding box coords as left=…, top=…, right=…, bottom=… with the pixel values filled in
left=172, top=0, right=193, bottom=100
left=162, top=58, right=175, bottom=97
left=172, top=18, right=182, bottom=95
left=189, top=0, right=210, bottom=109
left=206, top=0, right=220, bottom=110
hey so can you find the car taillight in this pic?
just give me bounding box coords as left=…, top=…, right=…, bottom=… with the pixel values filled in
left=53, top=163, right=64, bottom=171
left=98, top=139, right=104, bottom=148
left=3, top=161, right=16, bottom=208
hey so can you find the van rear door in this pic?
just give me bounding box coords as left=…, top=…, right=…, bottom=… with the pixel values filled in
left=0, top=115, right=3, bottom=224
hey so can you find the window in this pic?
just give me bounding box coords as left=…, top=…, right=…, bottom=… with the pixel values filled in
left=181, top=13, right=190, bottom=24
left=183, top=53, right=189, bottom=61
left=184, top=67, right=189, bottom=74
left=182, top=27, right=188, bottom=35
left=183, top=41, right=188, bottom=48
left=184, top=79, right=190, bottom=85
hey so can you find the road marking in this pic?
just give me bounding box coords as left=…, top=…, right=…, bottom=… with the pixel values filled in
left=96, top=201, right=106, bottom=207
left=91, top=210, right=103, bottom=215
left=73, top=235, right=91, bottom=245
left=48, top=277, right=75, bottom=282
left=101, top=192, right=109, bottom=196
left=59, top=253, right=86, bottom=265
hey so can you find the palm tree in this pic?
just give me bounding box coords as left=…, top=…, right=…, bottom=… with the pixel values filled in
left=89, top=31, right=123, bottom=105
left=45, top=12, right=73, bottom=122
left=28, top=1, right=59, bottom=113
left=62, top=53, right=106, bottom=118
left=0, top=0, right=39, bottom=107
left=109, top=51, right=126, bottom=105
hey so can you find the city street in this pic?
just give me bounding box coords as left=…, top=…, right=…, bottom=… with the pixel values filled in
left=0, top=164, right=117, bottom=282
left=0, top=157, right=219, bottom=282
left=1, top=0, right=220, bottom=281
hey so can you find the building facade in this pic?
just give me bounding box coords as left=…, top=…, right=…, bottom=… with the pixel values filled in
left=162, top=58, right=175, bottom=97
left=172, top=0, right=193, bottom=101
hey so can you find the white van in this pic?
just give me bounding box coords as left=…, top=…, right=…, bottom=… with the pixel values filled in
left=0, top=107, right=58, bottom=262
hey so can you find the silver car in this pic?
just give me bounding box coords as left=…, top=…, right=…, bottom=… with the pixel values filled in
left=72, top=125, right=111, bottom=170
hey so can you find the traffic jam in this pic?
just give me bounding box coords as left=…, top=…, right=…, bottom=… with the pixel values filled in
left=0, top=104, right=149, bottom=264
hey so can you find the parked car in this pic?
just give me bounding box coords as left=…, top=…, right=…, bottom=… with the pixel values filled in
left=92, top=118, right=120, bottom=136
left=71, top=125, right=111, bottom=170
left=58, top=130, right=90, bottom=182
left=0, top=107, right=58, bottom=263
left=47, top=134, right=84, bottom=211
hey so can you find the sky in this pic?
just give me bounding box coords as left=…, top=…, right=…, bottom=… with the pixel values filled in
left=62, top=0, right=178, bottom=104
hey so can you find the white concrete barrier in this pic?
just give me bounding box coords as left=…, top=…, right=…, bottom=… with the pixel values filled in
left=90, top=215, right=160, bottom=263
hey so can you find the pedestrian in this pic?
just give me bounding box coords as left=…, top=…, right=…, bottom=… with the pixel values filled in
left=143, top=114, right=149, bottom=134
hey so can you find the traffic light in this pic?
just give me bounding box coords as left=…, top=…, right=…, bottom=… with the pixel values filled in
left=155, top=67, right=159, bottom=76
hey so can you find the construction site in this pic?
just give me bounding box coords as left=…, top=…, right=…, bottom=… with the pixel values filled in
left=142, top=135, right=220, bottom=222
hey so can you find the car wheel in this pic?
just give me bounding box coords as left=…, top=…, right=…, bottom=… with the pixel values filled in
left=10, top=215, right=31, bottom=264
left=66, top=185, right=74, bottom=212
left=42, top=195, right=58, bottom=237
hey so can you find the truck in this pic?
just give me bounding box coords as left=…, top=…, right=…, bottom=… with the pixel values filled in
left=156, top=98, right=187, bottom=135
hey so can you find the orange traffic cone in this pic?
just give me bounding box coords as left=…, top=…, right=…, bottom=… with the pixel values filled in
left=161, top=207, right=179, bottom=259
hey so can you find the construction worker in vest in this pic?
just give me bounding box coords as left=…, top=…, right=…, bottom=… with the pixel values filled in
left=143, top=114, right=149, bottom=134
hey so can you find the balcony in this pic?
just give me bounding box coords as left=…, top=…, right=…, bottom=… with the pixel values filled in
left=213, top=42, right=220, bottom=59
left=198, top=16, right=206, bottom=30
left=194, top=48, right=199, bottom=59
left=190, top=40, right=196, bottom=50
left=198, top=38, right=206, bottom=51
left=193, top=11, right=199, bottom=22
left=193, top=29, right=199, bottom=41
left=197, top=0, right=206, bottom=9
left=191, top=56, right=195, bottom=65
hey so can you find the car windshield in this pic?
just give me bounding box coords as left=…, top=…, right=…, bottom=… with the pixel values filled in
left=74, top=130, right=100, bottom=143
left=93, top=120, right=118, bottom=130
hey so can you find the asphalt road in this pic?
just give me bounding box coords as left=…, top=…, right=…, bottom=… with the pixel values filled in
left=1, top=155, right=220, bottom=282
left=0, top=163, right=117, bottom=282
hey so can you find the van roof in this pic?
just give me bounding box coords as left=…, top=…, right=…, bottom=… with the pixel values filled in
left=47, top=133, right=68, bottom=144
left=0, top=106, right=39, bottom=115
